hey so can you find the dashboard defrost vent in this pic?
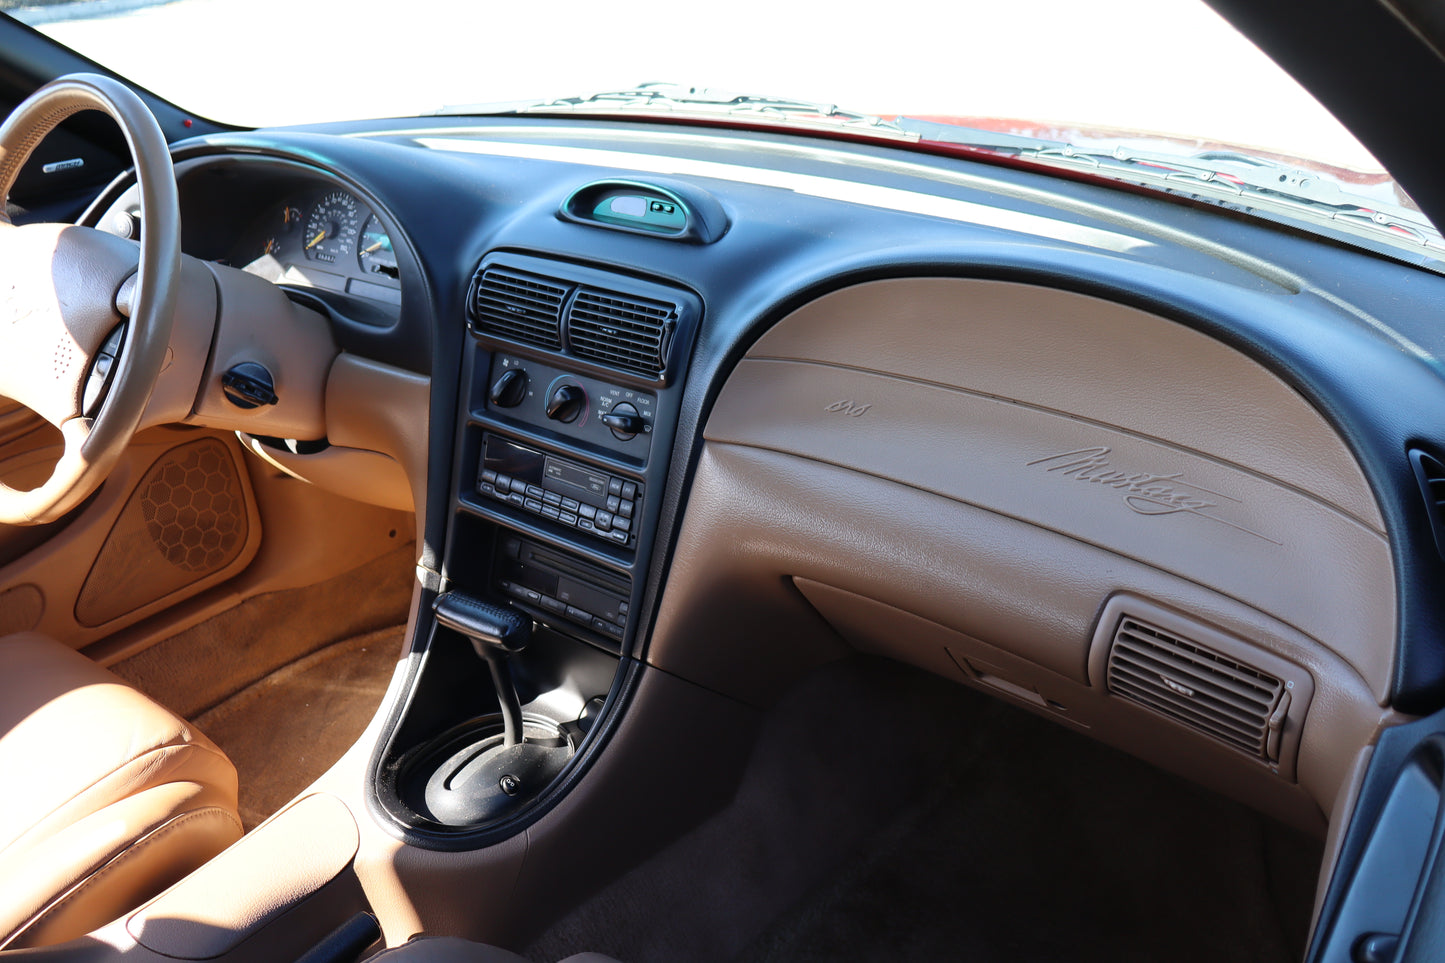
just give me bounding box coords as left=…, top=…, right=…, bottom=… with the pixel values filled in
left=1106, top=617, right=1290, bottom=762
left=1408, top=448, right=1445, bottom=561
left=568, top=288, right=676, bottom=377
left=471, top=268, right=568, bottom=349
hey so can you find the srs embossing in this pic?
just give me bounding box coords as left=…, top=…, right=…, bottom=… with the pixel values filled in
left=1027, top=447, right=1281, bottom=544
left=825, top=400, right=871, bottom=417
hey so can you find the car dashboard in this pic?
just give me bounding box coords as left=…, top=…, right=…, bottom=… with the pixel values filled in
left=76, top=113, right=1445, bottom=959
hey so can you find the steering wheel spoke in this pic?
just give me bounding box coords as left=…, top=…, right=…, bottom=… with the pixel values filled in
left=0, top=73, right=180, bottom=525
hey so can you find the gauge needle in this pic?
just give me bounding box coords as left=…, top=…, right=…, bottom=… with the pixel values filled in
left=363, top=240, right=385, bottom=254
left=306, top=231, right=326, bottom=249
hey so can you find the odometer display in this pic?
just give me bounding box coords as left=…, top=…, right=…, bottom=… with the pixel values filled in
left=303, top=190, right=361, bottom=264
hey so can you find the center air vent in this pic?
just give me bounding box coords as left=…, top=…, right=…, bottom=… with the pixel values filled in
left=569, top=289, right=676, bottom=377
left=467, top=254, right=699, bottom=384
left=471, top=268, right=567, bottom=349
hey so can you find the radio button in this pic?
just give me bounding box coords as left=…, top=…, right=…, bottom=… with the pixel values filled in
left=481, top=470, right=498, bottom=485
left=566, top=605, right=591, bottom=622
left=578, top=504, right=597, bottom=520
left=543, top=491, right=563, bottom=507
left=525, top=484, right=545, bottom=499
left=478, top=483, right=495, bottom=496
left=540, top=596, right=566, bottom=614
left=541, top=506, right=561, bottom=520
left=578, top=518, right=595, bottom=532
left=607, top=478, right=623, bottom=497
left=618, top=500, right=635, bottom=519
left=561, top=497, right=580, bottom=512
left=607, top=529, right=629, bottom=544
left=560, top=513, right=578, bottom=526
left=507, top=493, right=526, bottom=507
left=606, top=495, right=621, bottom=513
left=612, top=516, right=631, bottom=534
left=497, top=474, right=514, bottom=491
left=595, top=511, right=613, bottom=531
left=621, top=481, right=639, bottom=500
left=524, top=498, right=543, bottom=512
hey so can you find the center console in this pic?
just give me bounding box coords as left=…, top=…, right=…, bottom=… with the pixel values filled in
left=371, top=251, right=702, bottom=841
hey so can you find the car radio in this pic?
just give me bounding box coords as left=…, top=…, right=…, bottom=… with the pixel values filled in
left=477, top=434, right=641, bottom=548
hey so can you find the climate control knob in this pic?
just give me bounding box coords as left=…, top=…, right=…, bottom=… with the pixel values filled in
left=601, top=403, right=645, bottom=440
left=489, top=368, right=528, bottom=408
left=545, top=383, right=587, bottom=423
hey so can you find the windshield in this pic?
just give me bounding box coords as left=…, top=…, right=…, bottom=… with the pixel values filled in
left=6, top=0, right=1437, bottom=262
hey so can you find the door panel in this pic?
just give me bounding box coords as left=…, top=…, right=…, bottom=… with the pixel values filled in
left=0, top=424, right=262, bottom=647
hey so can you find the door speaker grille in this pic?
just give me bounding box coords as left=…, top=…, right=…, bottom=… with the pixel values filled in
left=76, top=438, right=252, bottom=627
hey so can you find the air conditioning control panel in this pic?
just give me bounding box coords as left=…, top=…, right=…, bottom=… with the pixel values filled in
left=486, top=353, right=658, bottom=458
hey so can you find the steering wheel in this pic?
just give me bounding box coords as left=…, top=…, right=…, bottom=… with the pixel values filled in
left=0, top=73, right=179, bottom=525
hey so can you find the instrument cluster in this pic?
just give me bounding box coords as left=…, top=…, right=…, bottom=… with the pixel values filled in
left=231, top=187, right=401, bottom=308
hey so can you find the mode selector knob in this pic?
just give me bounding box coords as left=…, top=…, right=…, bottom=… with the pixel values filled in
left=489, top=368, right=528, bottom=408
left=601, top=403, right=645, bottom=440
left=545, top=383, right=587, bottom=423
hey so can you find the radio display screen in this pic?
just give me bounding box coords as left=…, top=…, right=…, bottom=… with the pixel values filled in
left=544, top=456, right=609, bottom=498
left=482, top=438, right=541, bottom=479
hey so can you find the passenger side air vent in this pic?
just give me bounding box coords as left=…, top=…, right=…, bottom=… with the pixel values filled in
left=1088, top=595, right=1313, bottom=778
left=568, top=289, right=677, bottom=377
left=1107, top=618, right=1286, bottom=760
left=470, top=268, right=568, bottom=349
left=1408, top=448, right=1445, bottom=561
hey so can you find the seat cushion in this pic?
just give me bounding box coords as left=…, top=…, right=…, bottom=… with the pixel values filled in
left=0, top=632, right=242, bottom=948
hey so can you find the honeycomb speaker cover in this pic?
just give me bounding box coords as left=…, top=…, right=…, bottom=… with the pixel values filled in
left=76, top=437, right=255, bottom=627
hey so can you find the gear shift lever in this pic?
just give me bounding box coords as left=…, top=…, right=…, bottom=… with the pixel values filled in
left=417, top=592, right=574, bottom=826
left=433, top=592, right=530, bottom=747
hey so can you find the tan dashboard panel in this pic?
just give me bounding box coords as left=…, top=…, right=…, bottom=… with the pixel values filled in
left=708, top=358, right=1393, bottom=700
left=745, top=278, right=1384, bottom=531
left=710, top=279, right=1394, bottom=702
left=651, top=444, right=1395, bottom=830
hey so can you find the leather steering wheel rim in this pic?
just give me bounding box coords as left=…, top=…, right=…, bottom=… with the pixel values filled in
left=0, top=73, right=180, bottom=525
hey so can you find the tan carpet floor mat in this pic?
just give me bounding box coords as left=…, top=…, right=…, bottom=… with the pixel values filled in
left=192, top=625, right=405, bottom=829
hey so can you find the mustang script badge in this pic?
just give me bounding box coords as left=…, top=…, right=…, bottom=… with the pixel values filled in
left=1026, top=447, right=1279, bottom=544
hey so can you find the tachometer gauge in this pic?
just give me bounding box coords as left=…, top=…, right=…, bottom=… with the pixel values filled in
left=302, top=191, right=361, bottom=264
left=357, top=214, right=399, bottom=280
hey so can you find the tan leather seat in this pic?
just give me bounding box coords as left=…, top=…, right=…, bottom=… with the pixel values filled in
left=0, top=632, right=242, bottom=948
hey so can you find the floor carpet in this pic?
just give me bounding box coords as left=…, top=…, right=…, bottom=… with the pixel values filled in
left=527, top=658, right=1321, bottom=963
left=110, top=543, right=416, bottom=720
left=191, top=626, right=405, bottom=829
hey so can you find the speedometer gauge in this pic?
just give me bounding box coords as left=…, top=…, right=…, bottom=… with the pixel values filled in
left=357, top=214, right=398, bottom=279
left=303, top=191, right=361, bottom=264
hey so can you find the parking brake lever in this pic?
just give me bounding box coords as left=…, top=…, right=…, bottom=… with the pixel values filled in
left=433, top=592, right=530, bottom=747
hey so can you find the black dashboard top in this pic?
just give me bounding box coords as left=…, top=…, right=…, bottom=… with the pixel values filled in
left=144, top=116, right=1445, bottom=712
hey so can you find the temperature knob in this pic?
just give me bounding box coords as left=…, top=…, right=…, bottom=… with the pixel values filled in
left=601, top=403, right=645, bottom=440
left=545, top=383, right=587, bottom=423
